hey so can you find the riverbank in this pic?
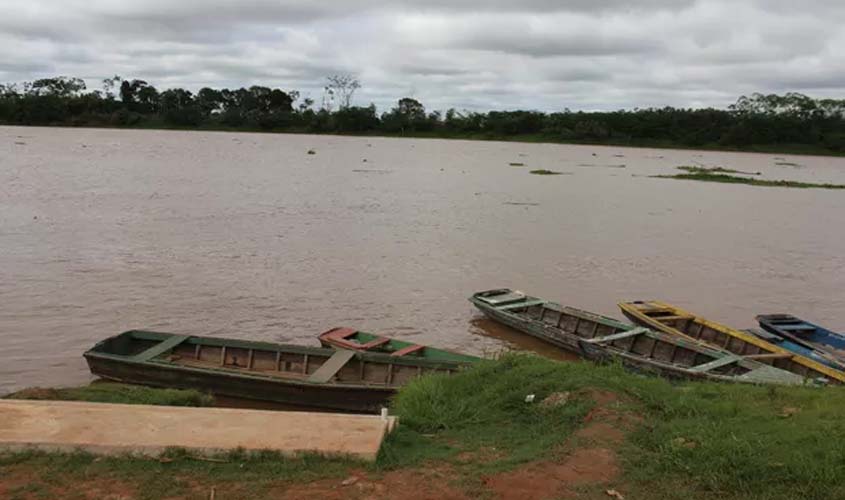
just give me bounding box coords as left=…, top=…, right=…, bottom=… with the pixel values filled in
left=6, top=121, right=845, bottom=158
left=3, top=355, right=844, bottom=500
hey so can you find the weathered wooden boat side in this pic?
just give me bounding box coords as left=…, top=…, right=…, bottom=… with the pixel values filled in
left=470, top=289, right=630, bottom=352
left=318, top=327, right=481, bottom=363
left=579, top=329, right=806, bottom=385
left=744, top=326, right=845, bottom=372
left=757, top=314, right=845, bottom=362
left=619, top=301, right=845, bottom=384
left=470, top=289, right=804, bottom=385
left=85, top=330, right=471, bottom=412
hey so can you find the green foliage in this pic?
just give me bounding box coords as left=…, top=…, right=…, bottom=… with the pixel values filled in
left=388, top=356, right=621, bottom=470
left=1, top=76, right=844, bottom=155
left=0, top=449, right=354, bottom=500
left=654, top=171, right=845, bottom=189
left=4, top=382, right=214, bottom=407
left=626, top=382, right=845, bottom=500
left=529, top=169, right=563, bottom=175
left=5, top=357, right=845, bottom=499
left=676, top=165, right=761, bottom=175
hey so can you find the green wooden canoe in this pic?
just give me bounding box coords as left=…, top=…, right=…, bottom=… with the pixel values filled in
left=319, top=327, right=481, bottom=363
left=85, top=330, right=473, bottom=413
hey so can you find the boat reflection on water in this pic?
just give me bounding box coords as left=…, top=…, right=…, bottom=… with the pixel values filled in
left=468, top=317, right=579, bottom=362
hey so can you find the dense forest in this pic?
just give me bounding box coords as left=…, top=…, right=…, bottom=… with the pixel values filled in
left=2, top=75, right=845, bottom=154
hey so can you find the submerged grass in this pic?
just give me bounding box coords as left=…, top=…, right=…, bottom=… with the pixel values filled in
left=529, top=169, right=565, bottom=175
left=677, top=165, right=761, bottom=175
left=4, top=356, right=845, bottom=499
left=655, top=167, right=845, bottom=189
left=3, top=382, right=214, bottom=407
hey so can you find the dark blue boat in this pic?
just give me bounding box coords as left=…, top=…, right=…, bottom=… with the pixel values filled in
left=755, top=314, right=845, bottom=369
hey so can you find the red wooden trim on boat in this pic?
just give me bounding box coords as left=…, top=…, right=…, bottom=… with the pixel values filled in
left=319, top=327, right=391, bottom=351
left=391, top=344, right=425, bottom=357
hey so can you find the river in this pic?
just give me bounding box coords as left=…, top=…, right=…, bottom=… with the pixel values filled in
left=2, top=126, right=844, bottom=393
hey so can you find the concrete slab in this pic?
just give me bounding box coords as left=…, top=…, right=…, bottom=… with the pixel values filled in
left=0, top=400, right=397, bottom=461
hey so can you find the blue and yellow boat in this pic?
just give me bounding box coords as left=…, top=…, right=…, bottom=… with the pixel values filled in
left=619, top=301, right=845, bottom=384
left=756, top=314, right=845, bottom=368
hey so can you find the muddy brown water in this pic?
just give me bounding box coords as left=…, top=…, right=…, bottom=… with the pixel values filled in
left=2, top=126, right=845, bottom=394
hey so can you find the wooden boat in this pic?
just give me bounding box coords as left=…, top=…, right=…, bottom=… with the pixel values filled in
left=757, top=314, right=845, bottom=358
left=318, top=327, right=481, bottom=363
left=755, top=314, right=845, bottom=368
left=619, top=301, right=845, bottom=384
left=84, top=330, right=472, bottom=413
left=470, top=289, right=805, bottom=385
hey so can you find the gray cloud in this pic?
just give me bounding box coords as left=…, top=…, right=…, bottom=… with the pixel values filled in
left=0, top=0, right=843, bottom=111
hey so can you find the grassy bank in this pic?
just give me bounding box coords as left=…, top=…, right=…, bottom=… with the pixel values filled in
left=4, top=382, right=213, bottom=407
left=3, top=356, right=845, bottom=499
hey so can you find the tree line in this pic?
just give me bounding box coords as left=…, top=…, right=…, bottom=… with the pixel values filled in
left=2, top=75, right=844, bottom=153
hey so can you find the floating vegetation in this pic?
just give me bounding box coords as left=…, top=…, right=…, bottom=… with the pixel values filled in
left=14, top=141, right=26, bottom=145
left=677, top=166, right=761, bottom=176
left=613, top=154, right=625, bottom=158
left=775, top=161, right=801, bottom=167
left=307, top=149, right=316, bottom=155
left=503, top=202, right=540, bottom=206
left=529, top=169, right=571, bottom=176
left=352, top=169, right=392, bottom=174
left=509, top=162, right=525, bottom=166
left=654, top=172, right=845, bottom=189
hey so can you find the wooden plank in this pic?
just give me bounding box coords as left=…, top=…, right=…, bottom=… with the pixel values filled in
left=689, top=355, right=742, bottom=373
left=131, top=335, right=191, bottom=362
left=306, top=350, right=356, bottom=384
left=658, top=315, right=695, bottom=322
left=743, top=353, right=793, bottom=361
left=498, top=299, right=544, bottom=311
left=391, top=344, right=425, bottom=357
left=582, top=327, right=649, bottom=344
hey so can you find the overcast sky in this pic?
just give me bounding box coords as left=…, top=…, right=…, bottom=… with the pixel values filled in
left=1, top=0, right=843, bottom=112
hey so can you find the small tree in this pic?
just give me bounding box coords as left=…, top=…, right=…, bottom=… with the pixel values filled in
left=325, top=74, right=360, bottom=110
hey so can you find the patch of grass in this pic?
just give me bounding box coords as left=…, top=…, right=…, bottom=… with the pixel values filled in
left=388, top=355, right=845, bottom=499
left=0, top=449, right=355, bottom=500
left=529, top=169, right=565, bottom=175
left=508, top=162, right=525, bottom=166
left=4, top=382, right=214, bottom=407
left=624, top=382, right=845, bottom=500
left=5, top=356, right=845, bottom=499
left=384, top=356, right=635, bottom=474
left=775, top=161, right=800, bottom=166
left=654, top=171, right=845, bottom=189
left=677, top=165, right=761, bottom=175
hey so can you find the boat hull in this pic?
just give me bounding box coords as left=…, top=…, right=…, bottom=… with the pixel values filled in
left=471, top=289, right=803, bottom=385
left=757, top=314, right=845, bottom=364
left=85, top=355, right=395, bottom=413
left=620, top=301, right=845, bottom=384
left=318, top=327, right=480, bottom=363
left=85, top=330, right=470, bottom=413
